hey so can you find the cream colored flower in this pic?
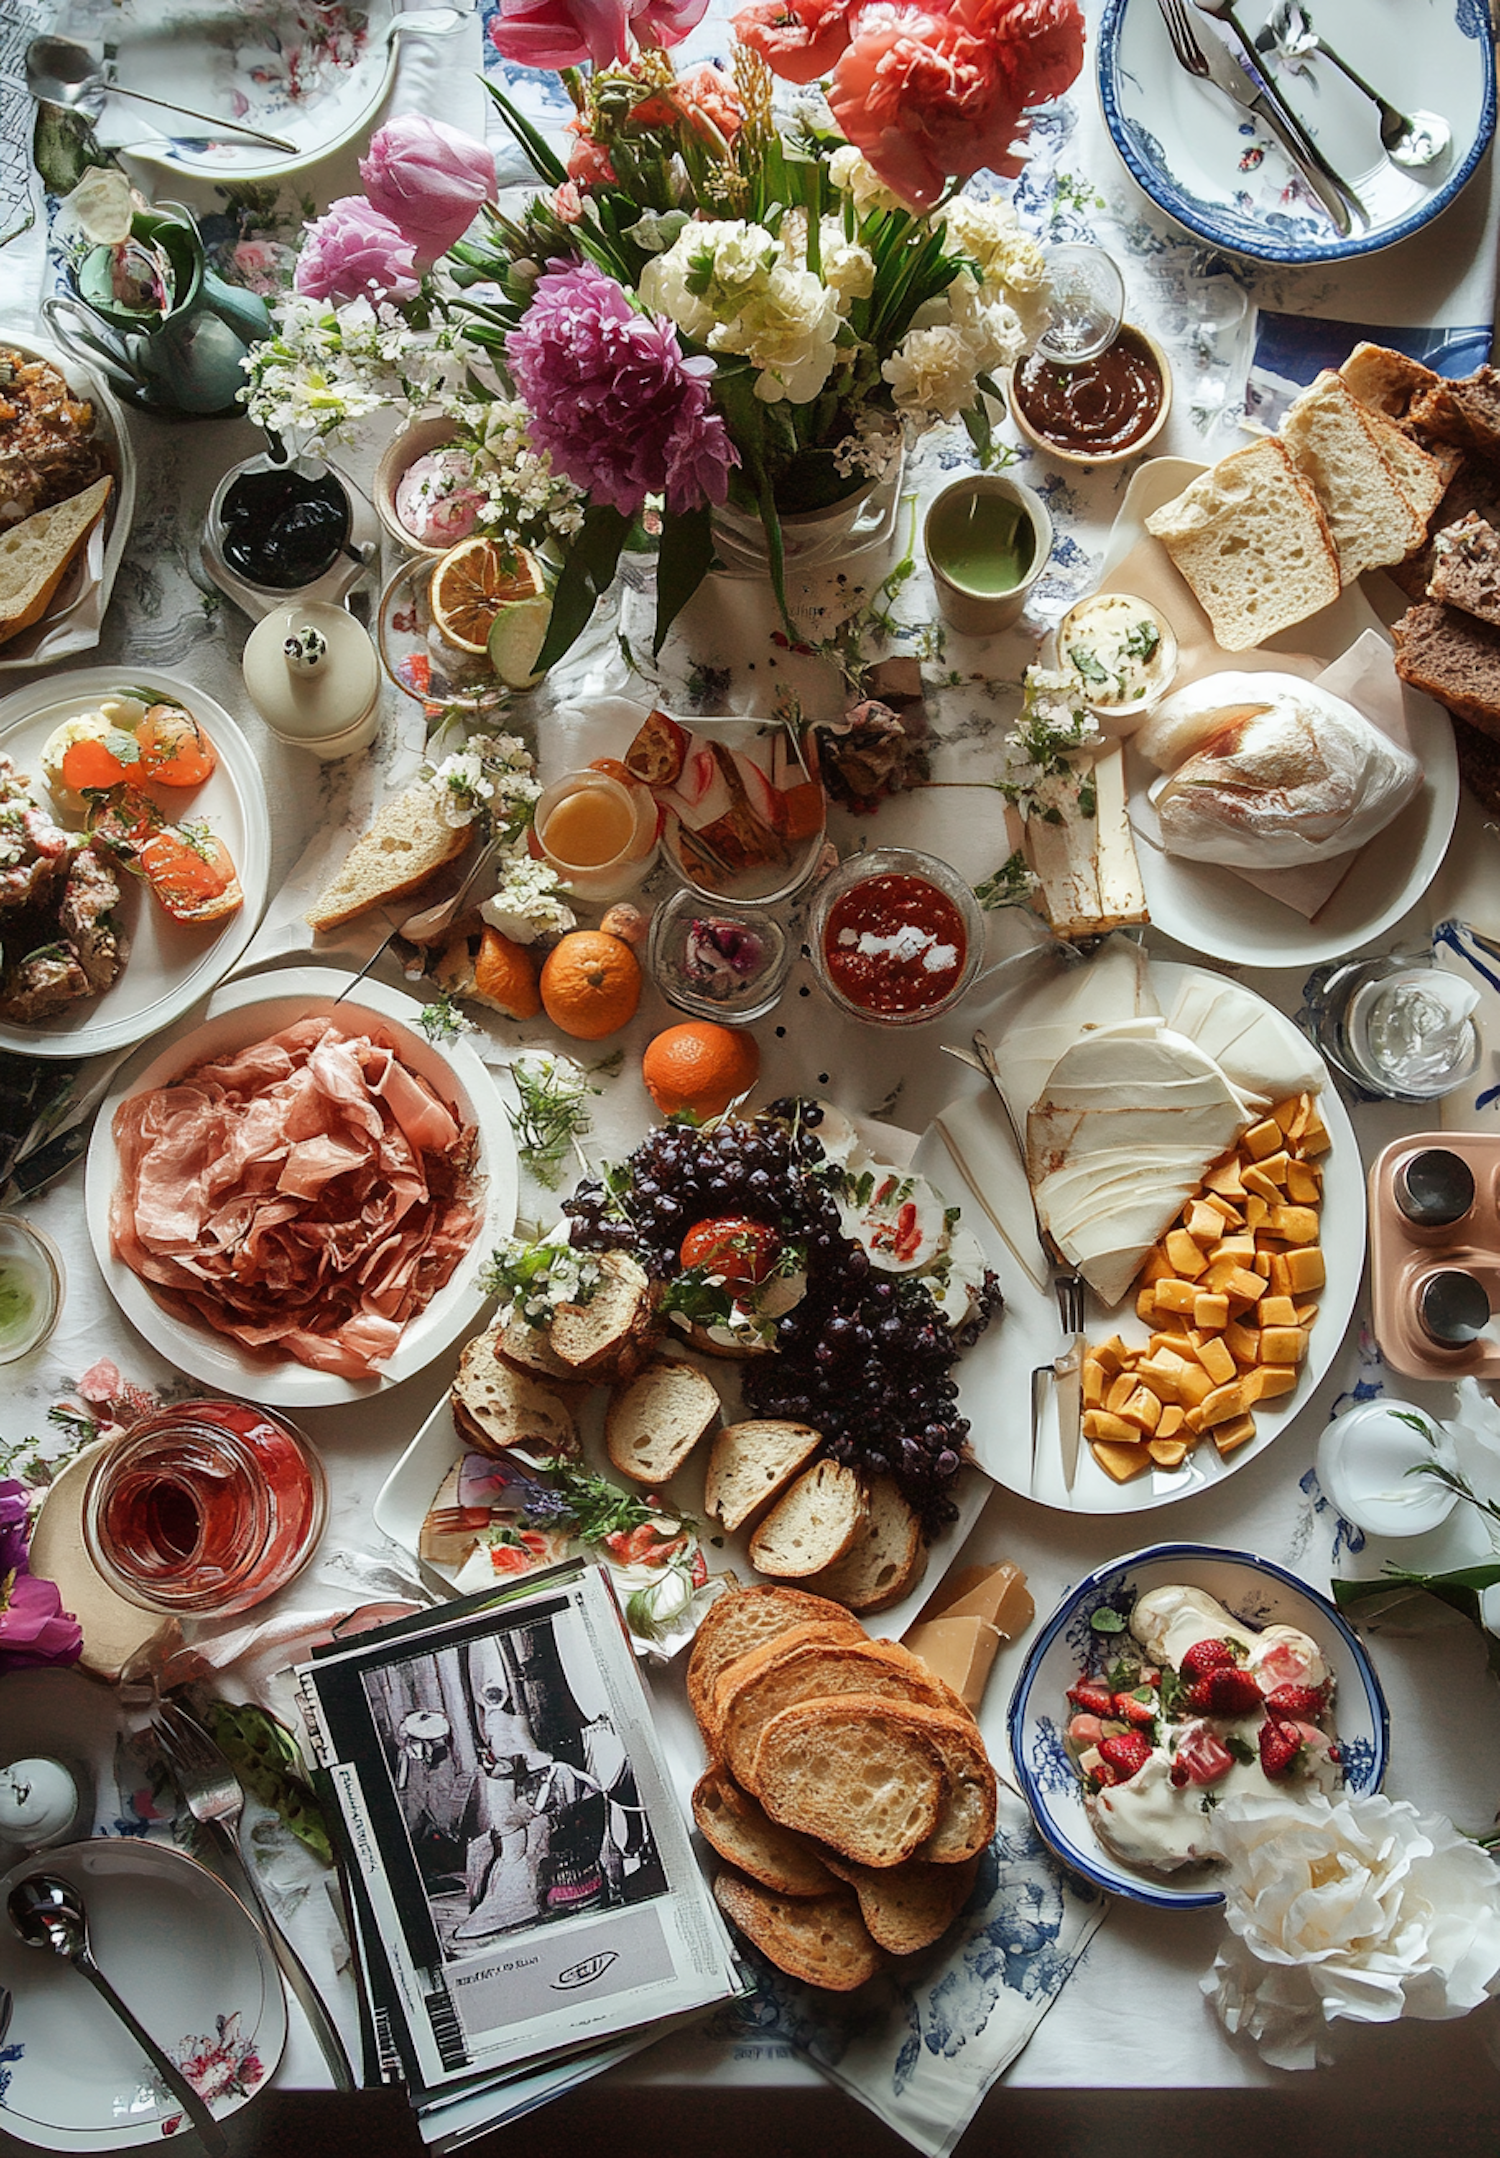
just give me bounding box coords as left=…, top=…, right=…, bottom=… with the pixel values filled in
left=943, top=193, right=1047, bottom=294
left=882, top=323, right=981, bottom=422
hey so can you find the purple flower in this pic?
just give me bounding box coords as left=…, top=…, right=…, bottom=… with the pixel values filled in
left=293, top=197, right=420, bottom=305
left=506, top=260, right=737, bottom=518
left=359, top=117, right=497, bottom=266
left=0, top=1479, right=82, bottom=1675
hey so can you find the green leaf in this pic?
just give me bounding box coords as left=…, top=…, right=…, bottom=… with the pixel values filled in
left=653, top=504, right=713, bottom=656
left=534, top=502, right=631, bottom=674
left=961, top=398, right=992, bottom=467
left=480, top=79, right=568, bottom=186
left=1090, top=1607, right=1126, bottom=1634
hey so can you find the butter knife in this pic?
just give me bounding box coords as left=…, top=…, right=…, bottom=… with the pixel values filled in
left=1181, top=16, right=1362, bottom=234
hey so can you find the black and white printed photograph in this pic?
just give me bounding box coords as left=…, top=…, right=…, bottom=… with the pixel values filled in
left=360, top=1602, right=668, bottom=1959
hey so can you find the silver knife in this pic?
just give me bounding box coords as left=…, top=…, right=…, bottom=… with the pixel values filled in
left=1186, top=22, right=1362, bottom=234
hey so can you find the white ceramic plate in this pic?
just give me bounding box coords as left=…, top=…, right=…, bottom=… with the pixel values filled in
left=0, top=1837, right=285, bottom=2151
left=84, top=967, right=518, bottom=1406
left=0, top=335, right=136, bottom=674
left=1007, top=1543, right=1389, bottom=1909
left=98, top=0, right=399, bottom=179
left=1105, top=457, right=1459, bottom=968
left=0, top=668, right=270, bottom=1057
left=1098, top=0, right=1495, bottom=264
left=915, top=958, right=1365, bottom=1515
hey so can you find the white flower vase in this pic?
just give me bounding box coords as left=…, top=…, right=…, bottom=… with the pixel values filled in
left=709, top=452, right=906, bottom=578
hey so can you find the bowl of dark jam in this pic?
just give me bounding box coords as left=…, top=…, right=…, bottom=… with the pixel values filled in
left=1009, top=322, right=1172, bottom=468
left=208, top=452, right=357, bottom=593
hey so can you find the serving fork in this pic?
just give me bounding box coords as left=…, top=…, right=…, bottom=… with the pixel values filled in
left=153, top=1700, right=356, bottom=2092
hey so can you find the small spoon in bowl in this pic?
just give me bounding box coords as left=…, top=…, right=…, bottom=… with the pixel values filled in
left=1257, top=0, right=1452, bottom=170
left=25, top=35, right=298, bottom=154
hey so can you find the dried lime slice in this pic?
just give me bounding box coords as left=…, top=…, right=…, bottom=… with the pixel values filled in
left=487, top=592, right=554, bottom=689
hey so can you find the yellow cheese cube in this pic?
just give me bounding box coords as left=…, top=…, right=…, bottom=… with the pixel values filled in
left=1164, top=1229, right=1208, bottom=1278
left=1084, top=1410, right=1145, bottom=1444
left=1177, top=1363, right=1215, bottom=1409
left=1244, top=1117, right=1283, bottom=1160
left=1241, top=1165, right=1281, bottom=1205
left=1225, top=1319, right=1261, bottom=1365
left=1210, top=1233, right=1257, bottom=1263
left=1243, top=1194, right=1270, bottom=1230
left=1267, top=1204, right=1319, bottom=1245
left=1201, top=1193, right=1243, bottom=1225
left=1203, top=1256, right=1242, bottom=1293
left=1082, top=1357, right=1107, bottom=1409
left=1148, top=1437, right=1190, bottom=1469
left=1150, top=1326, right=1192, bottom=1354
left=1286, top=1160, right=1321, bottom=1204
left=1153, top=1277, right=1198, bottom=1316
left=1182, top=1405, right=1206, bottom=1436
left=1260, top=1326, right=1307, bottom=1365
left=1205, top=1156, right=1246, bottom=1198
left=1294, top=1300, right=1320, bottom=1328
left=1193, top=1292, right=1230, bottom=1331
left=1252, top=1252, right=1273, bottom=1278
left=1140, top=1245, right=1176, bottom=1286
left=1283, top=1246, right=1326, bottom=1294
left=1258, top=1295, right=1298, bottom=1329
left=1200, top=1380, right=1252, bottom=1426
left=1095, top=1337, right=1127, bottom=1377
left=1271, top=1096, right=1304, bottom=1133
left=1106, top=1372, right=1136, bottom=1414
left=1157, top=1404, right=1186, bottom=1439
left=1136, top=1287, right=1159, bottom=1323
left=1119, top=1386, right=1163, bottom=1434
left=1212, top=1412, right=1258, bottom=1455
left=1187, top=1201, right=1225, bottom=1244
left=1301, top=1114, right=1330, bottom=1156
left=1197, top=1335, right=1237, bottom=1387
left=1257, top=1365, right=1298, bottom=1400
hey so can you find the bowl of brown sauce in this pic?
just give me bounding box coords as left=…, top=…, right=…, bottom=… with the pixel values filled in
left=1008, top=322, right=1172, bottom=468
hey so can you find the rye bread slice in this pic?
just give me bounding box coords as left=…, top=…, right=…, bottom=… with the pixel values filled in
left=1454, top=710, right=1500, bottom=814
left=1392, top=598, right=1500, bottom=738
left=713, top=1871, right=885, bottom=1991
left=821, top=1851, right=981, bottom=1955
left=549, top=1251, right=657, bottom=1381
left=747, top=1460, right=868, bottom=1579
left=704, top=1419, right=823, bottom=1534
left=722, top=1636, right=970, bottom=1794
left=802, top=1474, right=926, bottom=1615
left=604, top=1354, right=721, bottom=1484
left=686, top=1586, right=859, bottom=1740
left=753, top=1694, right=948, bottom=1867
left=451, top=1328, right=579, bottom=1459
left=692, top=1768, right=836, bottom=1897
left=1427, top=512, right=1500, bottom=627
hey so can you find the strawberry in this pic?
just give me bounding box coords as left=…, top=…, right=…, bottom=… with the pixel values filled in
left=1186, top=1666, right=1263, bottom=1718
left=1169, top=1723, right=1237, bottom=1788
left=1112, top=1690, right=1159, bottom=1728
left=1090, top=1762, right=1121, bottom=1790
left=1097, top=1732, right=1153, bottom=1781
left=1258, top=1715, right=1306, bottom=1779
left=1180, top=1638, right=1238, bottom=1680
left=1262, top=1683, right=1327, bottom=1720
left=1067, top=1680, right=1116, bottom=1718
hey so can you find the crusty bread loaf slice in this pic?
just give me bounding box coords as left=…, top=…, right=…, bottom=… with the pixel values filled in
left=549, top=1251, right=657, bottom=1381
left=495, top=1300, right=588, bottom=1387
left=451, top=1327, right=579, bottom=1459
left=906, top=1704, right=999, bottom=1864
left=704, top=1419, right=822, bottom=1534
left=692, top=1768, right=835, bottom=1897
left=1366, top=410, right=1446, bottom=525
left=1409, top=367, right=1500, bottom=461
left=1282, top=372, right=1427, bottom=583
left=604, top=1354, right=720, bottom=1484
left=1145, top=438, right=1339, bottom=650
left=803, top=1475, right=925, bottom=1615
left=722, top=1636, right=969, bottom=1793
left=0, top=475, right=111, bottom=648
left=753, top=1694, right=947, bottom=1867
left=686, top=1585, right=859, bottom=1738
left=706, top=1617, right=865, bottom=1748
left=713, top=1871, right=885, bottom=1991
left=306, top=780, right=471, bottom=934
left=821, top=1851, right=981, bottom=1955
left=1426, top=512, right=1500, bottom=627
left=1339, top=341, right=1441, bottom=421
left=1392, top=597, right=1500, bottom=736
left=748, top=1461, right=868, bottom=1579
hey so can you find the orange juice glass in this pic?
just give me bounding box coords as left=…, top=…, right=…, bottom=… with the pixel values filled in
left=535, top=770, right=656, bottom=900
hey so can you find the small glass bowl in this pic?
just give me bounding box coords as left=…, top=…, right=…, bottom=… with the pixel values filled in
left=648, top=889, right=796, bottom=1021
left=1054, top=590, right=1179, bottom=731
left=376, top=555, right=509, bottom=713
left=0, top=1216, right=65, bottom=1363
left=808, top=846, right=984, bottom=1028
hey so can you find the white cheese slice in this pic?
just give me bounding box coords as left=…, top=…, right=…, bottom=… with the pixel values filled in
left=973, top=935, right=1157, bottom=1144
left=1163, top=974, right=1324, bottom=1109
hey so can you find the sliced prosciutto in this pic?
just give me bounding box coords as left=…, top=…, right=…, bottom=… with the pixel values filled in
left=110, top=1016, right=482, bottom=1378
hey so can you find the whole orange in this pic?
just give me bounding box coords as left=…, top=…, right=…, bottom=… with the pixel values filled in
left=540, top=929, right=642, bottom=1040
left=642, top=1021, right=760, bottom=1121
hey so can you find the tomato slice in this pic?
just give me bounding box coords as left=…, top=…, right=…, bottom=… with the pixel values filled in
left=139, top=828, right=240, bottom=922
left=679, top=1215, right=782, bottom=1286
left=135, top=703, right=216, bottom=787
left=61, top=735, right=136, bottom=795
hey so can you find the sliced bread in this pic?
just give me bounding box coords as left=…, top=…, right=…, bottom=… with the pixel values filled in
left=1426, top=512, right=1500, bottom=627
left=306, top=779, right=471, bottom=934
left=451, top=1327, right=579, bottom=1459
left=1339, top=341, right=1441, bottom=421
left=495, top=1300, right=588, bottom=1387
left=1392, top=598, right=1500, bottom=737
left=721, top=1636, right=969, bottom=1794
left=748, top=1461, right=868, bottom=1579
left=713, top=1871, right=885, bottom=1991
left=1145, top=437, right=1339, bottom=650
left=1409, top=366, right=1500, bottom=461
left=753, top=1694, right=948, bottom=1867
left=802, top=1475, right=925, bottom=1615
left=692, top=1768, right=836, bottom=1897
left=0, top=475, right=111, bottom=648
left=550, top=1251, right=657, bottom=1381
left=686, top=1585, right=860, bottom=1737
left=604, top=1354, right=721, bottom=1484
left=821, top=1851, right=981, bottom=1955
left=1281, top=372, right=1426, bottom=583
left=1366, top=410, right=1446, bottom=525
left=906, top=1704, right=999, bottom=1864
left=704, top=1419, right=823, bottom=1533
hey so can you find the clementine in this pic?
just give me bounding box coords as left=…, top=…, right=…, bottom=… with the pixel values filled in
left=540, top=929, right=642, bottom=1040
left=473, top=926, right=541, bottom=1020
left=642, top=1021, right=761, bottom=1121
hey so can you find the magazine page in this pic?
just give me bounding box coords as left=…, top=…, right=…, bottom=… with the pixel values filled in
left=297, top=1564, right=741, bottom=2088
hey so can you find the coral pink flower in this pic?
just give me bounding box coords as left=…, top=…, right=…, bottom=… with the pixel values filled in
left=553, top=180, right=586, bottom=222
left=293, top=197, right=420, bottom=302
left=567, top=118, right=619, bottom=187
left=489, top=0, right=708, bottom=70
left=359, top=116, right=497, bottom=265
left=630, top=63, right=745, bottom=148
left=733, top=0, right=855, bottom=84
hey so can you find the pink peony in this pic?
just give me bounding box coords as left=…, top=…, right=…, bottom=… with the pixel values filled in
left=489, top=0, right=709, bottom=70
left=294, top=196, right=420, bottom=303
left=359, top=116, right=497, bottom=265
left=629, top=63, right=745, bottom=147
left=733, top=0, right=856, bottom=84
left=0, top=1478, right=82, bottom=1675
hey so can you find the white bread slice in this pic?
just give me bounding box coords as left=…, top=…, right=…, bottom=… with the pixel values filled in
left=803, top=1475, right=925, bottom=1615
left=722, top=1635, right=969, bottom=1793
left=1365, top=409, right=1445, bottom=524
left=713, top=1871, right=886, bottom=1990
left=604, top=1354, right=720, bottom=1484
left=687, top=1585, right=859, bottom=1738
left=821, top=1850, right=980, bottom=1954
left=704, top=1419, right=822, bottom=1534
left=1281, top=372, right=1426, bottom=583
left=306, top=780, right=471, bottom=933
left=549, top=1251, right=656, bottom=1381
left=451, top=1327, right=579, bottom=1459
left=0, top=476, right=111, bottom=648
left=1145, top=438, right=1339, bottom=649
left=748, top=1461, right=868, bottom=1579
left=1338, top=341, right=1441, bottom=421
left=753, top=1694, right=947, bottom=1867
left=692, top=1768, right=836, bottom=1897
left=906, top=1703, right=999, bottom=1863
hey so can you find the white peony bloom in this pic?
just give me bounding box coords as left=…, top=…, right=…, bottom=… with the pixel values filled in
left=883, top=323, right=982, bottom=423
left=828, top=145, right=912, bottom=214
left=1203, top=1790, right=1500, bottom=2071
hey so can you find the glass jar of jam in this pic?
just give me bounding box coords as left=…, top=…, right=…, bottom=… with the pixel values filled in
left=809, top=846, right=984, bottom=1027
left=81, top=1400, right=327, bottom=1617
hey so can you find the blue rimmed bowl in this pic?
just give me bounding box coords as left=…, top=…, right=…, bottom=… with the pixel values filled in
left=1007, top=1542, right=1390, bottom=1910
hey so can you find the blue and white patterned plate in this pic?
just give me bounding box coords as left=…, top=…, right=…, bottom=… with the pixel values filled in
left=1097, top=0, right=1495, bottom=264
left=1007, top=1542, right=1390, bottom=1910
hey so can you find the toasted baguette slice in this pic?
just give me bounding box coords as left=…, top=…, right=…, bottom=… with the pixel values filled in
left=704, top=1419, right=823, bottom=1533
left=821, top=1851, right=981, bottom=1955
left=0, top=475, right=111, bottom=648
left=604, top=1354, right=720, bottom=1484
left=748, top=1461, right=868, bottom=1579
left=906, top=1705, right=999, bottom=1864
left=802, top=1475, right=925, bottom=1615
left=494, top=1301, right=588, bottom=1388
left=753, top=1695, right=947, bottom=1867
left=705, top=1618, right=865, bottom=1755
left=451, top=1327, right=579, bottom=1459
left=1145, top=438, right=1339, bottom=650
left=692, top=1768, right=835, bottom=1898
left=1281, top=372, right=1426, bottom=583
left=549, top=1251, right=657, bottom=1382
left=713, top=1871, right=885, bottom=1991
left=687, top=1585, right=859, bottom=1738
left=722, top=1636, right=969, bottom=1793
left=306, top=780, right=471, bottom=934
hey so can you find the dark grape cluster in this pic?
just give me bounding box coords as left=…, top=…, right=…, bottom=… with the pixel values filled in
left=564, top=1099, right=1002, bottom=1536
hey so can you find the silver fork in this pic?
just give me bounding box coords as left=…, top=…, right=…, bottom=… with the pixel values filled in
left=153, top=1700, right=356, bottom=2091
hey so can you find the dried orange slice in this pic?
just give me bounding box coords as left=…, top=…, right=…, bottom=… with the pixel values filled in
left=429, top=538, right=545, bottom=654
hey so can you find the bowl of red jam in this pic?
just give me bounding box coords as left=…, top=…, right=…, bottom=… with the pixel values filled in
left=1008, top=322, right=1172, bottom=468
left=810, top=847, right=984, bottom=1027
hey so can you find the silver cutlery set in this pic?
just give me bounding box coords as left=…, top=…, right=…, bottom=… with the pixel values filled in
left=1154, top=0, right=1451, bottom=235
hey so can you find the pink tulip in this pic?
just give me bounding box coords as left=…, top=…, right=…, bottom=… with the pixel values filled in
left=294, top=196, right=420, bottom=302
left=489, top=0, right=708, bottom=70
left=360, top=116, right=497, bottom=264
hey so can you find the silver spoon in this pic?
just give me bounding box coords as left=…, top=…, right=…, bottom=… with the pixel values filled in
left=25, top=35, right=298, bottom=154
left=1259, top=0, right=1451, bottom=169
left=7, top=1873, right=228, bottom=2154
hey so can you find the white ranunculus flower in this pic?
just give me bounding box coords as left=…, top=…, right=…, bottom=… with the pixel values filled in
left=828, top=144, right=912, bottom=214
left=883, top=323, right=982, bottom=423
left=1203, top=1790, right=1500, bottom=2071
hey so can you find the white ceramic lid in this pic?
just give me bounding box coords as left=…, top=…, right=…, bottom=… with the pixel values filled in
left=243, top=600, right=379, bottom=742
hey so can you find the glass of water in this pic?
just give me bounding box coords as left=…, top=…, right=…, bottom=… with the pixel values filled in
left=1303, top=953, right=1482, bottom=1102
left=1033, top=245, right=1126, bottom=366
